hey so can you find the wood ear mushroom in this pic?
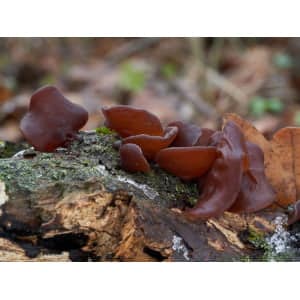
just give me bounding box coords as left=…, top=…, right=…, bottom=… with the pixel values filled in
left=168, top=121, right=215, bottom=147
left=184, top=121, right=248, bottom=220
left=101, top=105, right=279, bottom=221
left=119, top=143, right=150, bottom=173
left=122, top=126, right=178, bottom=160
left=229, top=141, right=276, bottom=214
left=20, top=86, right=88, bottom=152
left=102, top=105, right=164, bottom=138
left=155, top=146, right=218, bottom=180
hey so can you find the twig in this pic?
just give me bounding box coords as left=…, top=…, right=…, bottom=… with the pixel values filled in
left=208, top=38, right=225, bottom=70
left=189, top=38, right=248, bottom=108
left=105, top=37, right=162, bottom=65
left=84, top=38, right=162, bottom=89
left=170, top=78, right=217, bottom=117
left=205, top=67, right=248, bottom=106
left=189, top=37, right=206, bottom=93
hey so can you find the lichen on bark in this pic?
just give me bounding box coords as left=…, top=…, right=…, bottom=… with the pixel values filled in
left=0, top=131, right=198, bottom=208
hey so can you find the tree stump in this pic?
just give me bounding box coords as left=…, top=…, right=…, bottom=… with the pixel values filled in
left=0, top=131, right=289, bottom=261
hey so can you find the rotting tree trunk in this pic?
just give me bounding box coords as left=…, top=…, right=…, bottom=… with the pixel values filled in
left=0, top=131, right=287, bottom=261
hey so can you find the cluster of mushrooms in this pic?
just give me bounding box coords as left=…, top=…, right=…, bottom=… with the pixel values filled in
left=20, top=86, right=276, bottom=222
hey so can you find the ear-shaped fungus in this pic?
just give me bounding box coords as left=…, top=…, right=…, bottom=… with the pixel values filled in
left=155, top=146, right=218, bottom=181
left=168, top=121, right=202, bottom=147
left=168, top=121, right=215, bottom=147
left=119, top=143, right=150, bottom=173
left=195, top=128, right=215, bottom=146
left=122, top=126, right=178, bottom=160
left=20, top=86, right=88, bottom=152
left=229, top=141, right=276, bottom=213
left=184, top=121, right=247, bottom=220
left=102, top=105, right=164, bottom=138
left=207, top=131, right=223, bottom=147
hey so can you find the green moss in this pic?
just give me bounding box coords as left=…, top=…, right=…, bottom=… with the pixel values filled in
left=240, top=255, right=251, bottom=262
left=95, top=126, right=114, bottom=135
left=246, top=228, right=296, bottom=261
left=0, top=132, right=198, bottom=208
left=248, top=228, right=268, bottom=249
left=0, top=140, right=30, bottom=158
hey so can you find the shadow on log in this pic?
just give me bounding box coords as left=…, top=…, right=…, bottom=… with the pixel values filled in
left=0, top=132, right=288, bottom=261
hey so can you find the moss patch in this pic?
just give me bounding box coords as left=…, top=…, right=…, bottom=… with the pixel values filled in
left=0, top=132, right=198, bottom=208
left=0, top=141, right=30, bottom=158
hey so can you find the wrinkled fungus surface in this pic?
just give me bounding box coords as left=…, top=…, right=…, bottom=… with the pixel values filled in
left=184, top=121, right=247, bottom=220
left=229, top=141, right=276, bottom=213
left=20, top=86, right=88, bottom=152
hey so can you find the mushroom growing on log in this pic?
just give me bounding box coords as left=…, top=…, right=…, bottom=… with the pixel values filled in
left=184, top=121, right=247, bottom=220
left=20, top=86, right=88, bottom=152
left=4, top=88, right=291, bottom=261
left=155, top=146, right=218, bottom=180
left=101, top=105, right=278, bottom=221
left=119, top=143, right=150, bottom=173
left=122, top=126, right=178, bottom=160
left=0, top=130, right=286, bottom=261
left=229, top=141, right=276, bottom=213
left=102, top=105, right=164, bottom=138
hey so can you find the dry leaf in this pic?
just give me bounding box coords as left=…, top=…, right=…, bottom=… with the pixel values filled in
left=0, top=85, right=12, bottom=103
left=224, top=113, right=300, bottom=207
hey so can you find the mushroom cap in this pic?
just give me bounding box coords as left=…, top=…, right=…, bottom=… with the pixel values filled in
left=102, top=105, right=164, bottom=138
left=168, top=121, right=215, bottom=147
left=20, top=86, right=88, bottom=152
left=119, top=143, right=150, bottom=173
left=229, top=141, right=276, bottom=213
left=155, top=146, right=218, bottom=180
left=184, top=121, right=247, bottom=220
left=195, top=128, right=215, bottom=146
left=122, top=126, right=178, bottom=160
left=168, top=121, right=202, bottom=147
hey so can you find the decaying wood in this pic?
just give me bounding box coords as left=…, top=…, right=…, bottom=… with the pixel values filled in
left=0, top=131, right=288, bottom=261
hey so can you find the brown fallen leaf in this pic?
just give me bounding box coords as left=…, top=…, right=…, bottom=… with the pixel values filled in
left=224, top=113, right=300, bottom=207
left=0, top=85, right=12, bottom=103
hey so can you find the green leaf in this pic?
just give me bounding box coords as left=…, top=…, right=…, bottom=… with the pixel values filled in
left=119, top=62, right=146, bottom=92
left=250, top=96, right=284, bottom=117
left=249, top=96, right=267, bottom=117
left=39, top=74, right=56, bottom=86
left=273, top=53, right=293, bottom=69
left=266, top=98, right=284, bottom=113
left=161, top=63, right=177, bottom=79
left=294, top=111, right=300, bottom=126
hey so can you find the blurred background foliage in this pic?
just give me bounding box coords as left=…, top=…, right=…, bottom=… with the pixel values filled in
left=1, top=37, right=300, bottom=142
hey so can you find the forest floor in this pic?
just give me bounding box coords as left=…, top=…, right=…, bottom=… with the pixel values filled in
left=1, top=37, right=300, bottom=143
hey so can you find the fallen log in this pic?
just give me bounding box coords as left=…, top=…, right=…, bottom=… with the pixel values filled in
left=0, top=131, right=290, bottom=261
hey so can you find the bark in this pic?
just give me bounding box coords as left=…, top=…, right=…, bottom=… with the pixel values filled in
left=0, top=131, right=287, bottom=261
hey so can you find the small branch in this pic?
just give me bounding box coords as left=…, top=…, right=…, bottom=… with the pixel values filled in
left=105, top=37, right=162, bottom=65
left=188, top=38, right=248, bottom=110
left=171, top=78, right=217, bottom=117
left=208, top=38, right=225, bottom=70
left=206, top=67, right=248, bottom=107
